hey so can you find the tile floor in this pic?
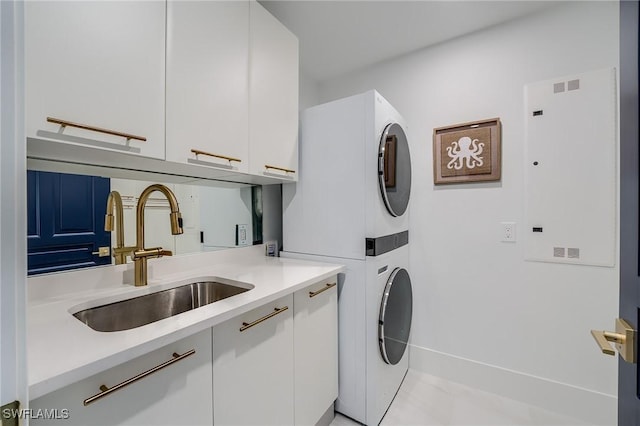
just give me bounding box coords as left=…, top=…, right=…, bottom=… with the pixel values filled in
left=330, top=369, right=594, bottom=426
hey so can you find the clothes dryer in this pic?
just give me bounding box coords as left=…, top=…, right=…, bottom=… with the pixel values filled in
left=283, top=90, right=412, bottom=260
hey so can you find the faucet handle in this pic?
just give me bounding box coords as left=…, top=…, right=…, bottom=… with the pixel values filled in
left=132, top=247, right=173, bottom=260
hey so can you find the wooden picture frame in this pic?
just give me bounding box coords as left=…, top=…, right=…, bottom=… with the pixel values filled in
left=433, top=118, right=501, bottom=184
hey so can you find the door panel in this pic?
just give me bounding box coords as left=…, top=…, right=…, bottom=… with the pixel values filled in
left=27, top=171, right=111, bottom=275
left=619, top=1, right=639, bottom=424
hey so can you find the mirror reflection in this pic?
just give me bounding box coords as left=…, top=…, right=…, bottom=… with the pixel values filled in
left=27, top=170, right=261, bottom=275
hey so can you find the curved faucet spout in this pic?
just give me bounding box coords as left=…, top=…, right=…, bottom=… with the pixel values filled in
left=134, top=184, right=184, bottom=286
left=136, top=184, right=183, bottom=249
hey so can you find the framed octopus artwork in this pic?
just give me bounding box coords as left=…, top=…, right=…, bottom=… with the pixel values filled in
left=432, top=118, right=502, bottom=184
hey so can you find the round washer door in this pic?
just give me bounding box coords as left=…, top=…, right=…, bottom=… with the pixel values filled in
left=378, top=123, right=412, bottom=217
left=379, top=267, right=413, bottom=365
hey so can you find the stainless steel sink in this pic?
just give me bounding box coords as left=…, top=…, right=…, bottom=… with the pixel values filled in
left=73, top=281, right=251, bottom=332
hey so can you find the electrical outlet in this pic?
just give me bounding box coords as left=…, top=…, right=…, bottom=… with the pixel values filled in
left=501, top=222, right=516, bottom=242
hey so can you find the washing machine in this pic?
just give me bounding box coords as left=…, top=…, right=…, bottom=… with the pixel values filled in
left=282, top=245, right=412, bottom=425
left=282, top=90, right=412, bottom=260
left=282, top=90, right=413, bottom=424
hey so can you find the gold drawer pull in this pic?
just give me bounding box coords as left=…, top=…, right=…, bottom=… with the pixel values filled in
left=191, top=149, right=241, bottom=163
left=83, top=349, right=195, bottom=406
left=240, top=306, right=288, bottom=332
left=265, top=164, right=296, bottom=174
left=309, top=282, right=337, bottom=298
left=47, top=117, right=146, bottom=142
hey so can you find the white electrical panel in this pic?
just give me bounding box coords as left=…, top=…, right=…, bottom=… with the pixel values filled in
left=524, top=68, right=616, bottom=267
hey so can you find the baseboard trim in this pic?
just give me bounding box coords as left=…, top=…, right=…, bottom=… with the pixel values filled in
left=409, top=344, right=616, bottom=426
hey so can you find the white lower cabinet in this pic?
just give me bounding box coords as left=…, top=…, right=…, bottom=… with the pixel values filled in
left=213, top=294, right=295, bottom=425
left=30, top=329, right=213, bottom=426
left=29, top=277, right=338, bottom=426
left=294, top=278, right=339, bottom=425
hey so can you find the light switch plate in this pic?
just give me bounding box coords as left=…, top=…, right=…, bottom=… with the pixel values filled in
left=236, top=224, right=248, bottom=246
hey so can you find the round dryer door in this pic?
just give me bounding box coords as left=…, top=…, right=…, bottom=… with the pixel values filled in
left=379, top=267, right=413, bottom=365
left=378, top=123, right=412, bottom=217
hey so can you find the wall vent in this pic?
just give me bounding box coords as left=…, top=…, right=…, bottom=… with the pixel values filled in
left=568, top=79, right=580, bottom=91
left=567, top=248, right=580, bottom=258
left=553, top=247, right=566, bottom=257
left=553, top=82, right=565, bottom=93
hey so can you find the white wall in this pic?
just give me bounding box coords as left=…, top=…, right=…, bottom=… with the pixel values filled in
left=317, top=2, right=619, bottom=423
left=300, top=71, right=321, bottom=111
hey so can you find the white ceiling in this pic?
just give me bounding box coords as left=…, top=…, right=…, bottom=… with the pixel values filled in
left=260, top=1, right=564, bottom=82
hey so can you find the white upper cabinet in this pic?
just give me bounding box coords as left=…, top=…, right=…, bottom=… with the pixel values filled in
left=249, top=1, right=299, bottom=181
left=25, top=1, right=166, bottom=160
left=166, top=1, right=250, bottom=173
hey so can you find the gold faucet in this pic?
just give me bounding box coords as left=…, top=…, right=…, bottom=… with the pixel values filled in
left=132, top=184, right=183, bottom=286
left=104, top=191, right=136, bottom=265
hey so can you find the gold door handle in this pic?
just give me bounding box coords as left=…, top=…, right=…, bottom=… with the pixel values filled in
left=265, top=164, right=296, bottom=174
left=309, top=282, right=337, bottom=298
left=590, top=318, right=636, bottom=363
left=191, top=149, right=241, bottom=163
left=83, top=350, right=196, bottom=406
left=239, top=306, right=288, bottom=332
left=92, top=247, right=110, bottom=257
left=47, top=117, right=146, bottom=142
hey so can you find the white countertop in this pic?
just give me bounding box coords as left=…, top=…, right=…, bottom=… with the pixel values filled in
left=27, top=245, right=344, bottom=400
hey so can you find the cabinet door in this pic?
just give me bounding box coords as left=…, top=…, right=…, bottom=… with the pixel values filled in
left=25, top=1, right=166, bottom=159
left=294, top=278, right=339, bottom=425
left=248, top=2, right=299, bottom=181
left=166, top=1, right=250, bottom=173
left=30, top=329, right=213, bottom=426
left=213, top=294, right=294, bottom=425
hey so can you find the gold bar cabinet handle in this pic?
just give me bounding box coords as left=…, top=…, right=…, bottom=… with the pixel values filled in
left=240, top=306, right=289, bottom=332
left=265, top=164, right=296, bottom=174
left=191, top=149, right=241, bottom=163
left=83, top=349, right=195, bottom=406
left=47, top=117, right=146, bottom=142
left=309, top=282, right=337, bottom=298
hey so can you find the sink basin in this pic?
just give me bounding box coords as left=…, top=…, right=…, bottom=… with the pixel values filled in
left=73, top=281, right=252, bottom=332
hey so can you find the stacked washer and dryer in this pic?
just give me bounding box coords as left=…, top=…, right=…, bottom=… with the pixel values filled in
left=283, top=90, right=413, bottom=425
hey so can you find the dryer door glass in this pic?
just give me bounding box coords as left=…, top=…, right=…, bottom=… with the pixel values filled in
left=378, top=123, right=412, bottom=217
left=379, top=267, right=413, bottom=365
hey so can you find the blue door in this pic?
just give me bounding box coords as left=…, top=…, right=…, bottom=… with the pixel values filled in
left=27, top=171, right=112, bottom=275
